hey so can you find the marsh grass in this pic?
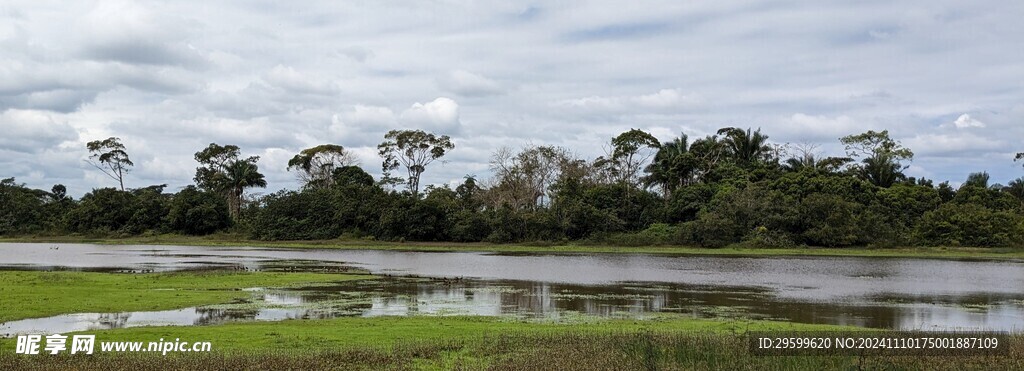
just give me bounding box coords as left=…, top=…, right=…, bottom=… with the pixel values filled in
left=0, top=270, right=374, bottom=323
left=3, top=332, right=1021, bottom=370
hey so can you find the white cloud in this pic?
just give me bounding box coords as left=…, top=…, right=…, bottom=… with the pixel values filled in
left=338, top=46, right=373, bottom=63
left=3, top=1, right=1024, bottom=193
left=77, top=0, right=206, bottom=67
left=952, top=113, right=985, bottom=128
left=399, top=97, right=461, bottom=133
left=904, top=132, right=1004, bottom=157
left=556, top=89, right=702, bottom=112
left=344, top=105, right=396, bottom=126
left=263, top=65, right=338, bottom=95
left=633, top=89, right=702, bottom=108
left=439, top=70, right=504, bottom=97
left=0, top=109, right=79, bottom=153
left=782, top=113, right=865, bottom=141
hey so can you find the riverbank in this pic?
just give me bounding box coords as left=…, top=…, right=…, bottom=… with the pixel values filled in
left=4, top=234, right=1024, bottom=261
left=2, top=266, right=1021, bottom=369
left=1, top=317, right=1018, bottom=370
left=0, top=270, right=373, bottom=323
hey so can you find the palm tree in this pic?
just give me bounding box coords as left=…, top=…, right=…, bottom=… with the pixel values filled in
left=860, top=155, right=903, bottom=187
left=716, top=127, right=772, bottom=166
left=782, top=154, right=852, bottom=174
left=643, top=135, right=695, bottom=197
left=225, top=160, right=267, bottom=219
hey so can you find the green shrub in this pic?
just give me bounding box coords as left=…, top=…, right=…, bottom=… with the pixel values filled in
left=799, top=194, right=862, bottom=247
left=917, top=203, right=1023, bottom=247
left=167, top=186, right=230, bottom=235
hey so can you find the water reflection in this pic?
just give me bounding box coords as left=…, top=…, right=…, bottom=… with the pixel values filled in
left=3, top=243, right=1024, bottom=336
left=0, top=307, right=297, bottom=337
left=3, top=277, right=1024, bottom=337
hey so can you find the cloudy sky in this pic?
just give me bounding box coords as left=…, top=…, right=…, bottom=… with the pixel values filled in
left=2, top=0, right=1023, bottom=196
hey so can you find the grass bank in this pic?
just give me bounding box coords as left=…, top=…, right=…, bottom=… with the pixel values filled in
left=1, top=267, right=1017, bottom=370
left=4, top=234, right=1024, bottom=261
left=0, top=319, right=1017, bottom=370
left=1, top=316, right=850, bottom=352
left=0, top=270, right=373, bottom=323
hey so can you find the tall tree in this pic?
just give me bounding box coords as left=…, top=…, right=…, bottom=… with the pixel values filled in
left=194, top=143, right=244, bottom=191
left=608, top=128, right=660, bottom=187
left=378, top=129, right=455, bottom=195
left=716, top=127, right=772, bottom=166
left=287, top=144, right=358, bottom=189
left=86, top=137, right=133, bottom=191
left=489, top=145, right=575, bottom=209
left=840, top=130, right=914, bottom=188
left=50, top=184, right=67, bottom=202
left=224, top=159, right=267, bottom=219
left=193, top=143, right=263, bottom=219
left=643, top=134, right=697, bottom=198
left=782, top=144, right=852, bottom=174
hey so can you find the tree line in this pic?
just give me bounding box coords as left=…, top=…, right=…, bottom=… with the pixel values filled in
left=2, top=127, right=1024, bottom=248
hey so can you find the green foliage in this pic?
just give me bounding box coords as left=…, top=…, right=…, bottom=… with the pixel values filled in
left=64, top=188, right=130, bottom=233
left=194, top=143, right=242, bottom=191
left=332, top=165, right=375, bottom=188
left=123, top=186, right=170, bottom=234
left=167, top=186, right=231, bottom=235
left=799, top=194, right=862, bottom=247
left=953, top=182, right=1019, bottom=211
left=193, top=143, right=266, bottom=220
left=688, top=185, right=798, bottom=247
left=8, top=127, right=1024, bottom=249
left=246, top=180, right=388, bottom=241
left=840, top=130, right=914, bottom=187
left=1007, top=178, right=1024, bottom=208
left=378, top=129, right=454, bottom=194
left=608, top=128, right=660, bottom=186
left=602, top=223, right=682, bottom=246
left=664, top=183, right=713, bottom=223
left=716, top=127, right=773, bottom=167
left=448, top=210, right=491, bottom=242
left=0, top=178, right=48, bottom=234
left=247, top=189, right=343, bottom=240
left=287, top=144, right=356, bottom=189
left=917, top=203, right=1023, bottom=247
left=65, top=188, right=167, bottom=235
left=378, top=194, right=446, bottom=241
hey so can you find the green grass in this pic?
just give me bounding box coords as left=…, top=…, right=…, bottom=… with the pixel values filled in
left=1, top=266, right=1017, bottom=370
left=1, top=319, right=1018, bottom=370
left=0, top=315, right=851, bottom=352
left=4, top=233, right=1024, bottom=261
left=0, top=270, right=373, bottom=323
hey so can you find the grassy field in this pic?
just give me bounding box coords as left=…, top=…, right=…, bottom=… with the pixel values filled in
left=0, top=319, right=1018, bottom=370
left=0, top=316, right=851, bottom=352
left=0, top=270, right=373, bottom=323
left=4, top=234, right=1024, bottom=260
left=1, top=269, right=1021, bottom=370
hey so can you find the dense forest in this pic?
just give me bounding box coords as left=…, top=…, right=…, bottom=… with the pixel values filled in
left=3, top=127, right=1024, bottom=248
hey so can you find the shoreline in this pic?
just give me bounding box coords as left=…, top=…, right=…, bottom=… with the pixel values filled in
left=3, top=235, right=1024, bottom=261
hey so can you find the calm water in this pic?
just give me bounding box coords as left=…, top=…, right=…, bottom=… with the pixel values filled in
left=2, top=243, right=1024, bottom=336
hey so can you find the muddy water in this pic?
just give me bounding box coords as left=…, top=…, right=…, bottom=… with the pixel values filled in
left=2, top=243, right=1024, bottom=335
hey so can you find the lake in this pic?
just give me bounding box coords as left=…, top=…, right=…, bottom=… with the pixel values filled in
left=2, top=243, right=1023, bottom=336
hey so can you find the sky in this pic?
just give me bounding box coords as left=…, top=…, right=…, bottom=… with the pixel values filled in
left=2, top=0, right=1023, bottom=196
